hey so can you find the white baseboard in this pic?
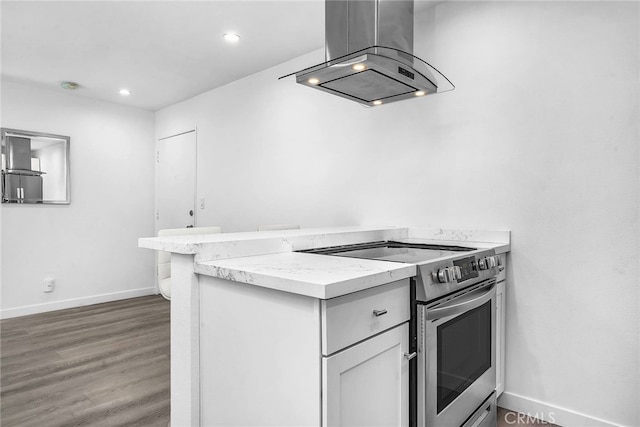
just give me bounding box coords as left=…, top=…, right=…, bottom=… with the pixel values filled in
left=0, top=287, right=158, bottom=319
left=498, top=391, right=625, bottom=427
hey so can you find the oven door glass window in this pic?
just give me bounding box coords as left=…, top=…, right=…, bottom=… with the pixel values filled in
left=436, top=300, right=492, bottom=413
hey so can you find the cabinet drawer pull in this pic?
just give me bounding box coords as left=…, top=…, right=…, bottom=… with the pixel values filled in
left=373, top=309, right=388, bottom=317
left=404, top=352, right=417, bottom=361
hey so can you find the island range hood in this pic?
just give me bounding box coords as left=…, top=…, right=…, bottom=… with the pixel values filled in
left=280, top=0, right=454, bottom=107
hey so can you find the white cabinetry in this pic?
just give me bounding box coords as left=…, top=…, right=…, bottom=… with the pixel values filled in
left=199, top=276, right=410, bottom=426
left=495, top=253, right=507, bottom=397
left=323, top=323, right=409, bottom=427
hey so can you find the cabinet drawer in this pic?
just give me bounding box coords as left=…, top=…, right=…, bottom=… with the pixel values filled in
left=321, top=279, right=410, bottom=355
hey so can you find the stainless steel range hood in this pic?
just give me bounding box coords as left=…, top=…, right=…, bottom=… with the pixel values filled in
left=5, top=135, right=42, bottom=175
left=280, top=0, right=454, bottom=107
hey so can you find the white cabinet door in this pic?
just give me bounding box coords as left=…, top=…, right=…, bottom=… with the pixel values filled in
left=496, top=280, right=506, bottom=397
left=323, top=323, right=409, bottom=427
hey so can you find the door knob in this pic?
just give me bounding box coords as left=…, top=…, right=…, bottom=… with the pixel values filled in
left=186, top=225, right=194, bottom=228
left=189, top=210, right=194, bottom=216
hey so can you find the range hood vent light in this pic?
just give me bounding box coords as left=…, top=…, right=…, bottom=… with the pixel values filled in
left=280, top=0, right=454, bottom=107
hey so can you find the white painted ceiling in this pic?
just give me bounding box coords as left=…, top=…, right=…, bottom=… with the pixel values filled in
left=1, top=0, right=326, bottom=111
left=1, top=1, right=439, bottom=112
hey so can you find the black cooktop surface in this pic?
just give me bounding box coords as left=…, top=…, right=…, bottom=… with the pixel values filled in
left=300, top=241, right=476, bottom=264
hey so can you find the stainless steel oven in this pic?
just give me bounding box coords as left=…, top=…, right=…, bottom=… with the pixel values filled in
left=418, top=279, right=497, bottom=427
left=299, top=240, right=502, bottom=427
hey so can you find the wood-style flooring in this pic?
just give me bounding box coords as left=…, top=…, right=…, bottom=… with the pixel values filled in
left=0, top=295, right=170, bottom=427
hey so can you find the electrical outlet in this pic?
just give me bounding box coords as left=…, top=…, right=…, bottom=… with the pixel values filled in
left=43, top=278, right=54, bottom=293
left=200, top=197, right=205, bottom=209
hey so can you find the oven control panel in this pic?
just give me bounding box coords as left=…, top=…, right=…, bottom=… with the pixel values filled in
left=431, top=255, right=502, bottom=284
left=417, top=248, right=501, bottom=302
left=453, top=256, right=480, bottom=281
left=432, top=256, right=477, bottom=283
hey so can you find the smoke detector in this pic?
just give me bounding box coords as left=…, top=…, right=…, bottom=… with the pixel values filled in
left=60, top=81, right=80, bottom=90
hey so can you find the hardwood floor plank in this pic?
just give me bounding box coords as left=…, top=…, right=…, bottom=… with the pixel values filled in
left=0, top=295, right=170, bottom=426
left=84, top=370, right=170, bottom=407
left=126, top=400, right=171, bottom=427
left=1, top=329, right=168, bottom=381
left=54, top=318, right=169, bottom=359
left=0, top=328, right=29, bottom=339
left=1, top=342, right=169, bottom=397
left=0, top=389, right=96, bottom=427
left=65, top=389, right=169, bottom=426
left=1, top=297, right=166, bottom=333
left=1, top=310, right=168, bottom=359
left=0, top=349, right=65, bottom=377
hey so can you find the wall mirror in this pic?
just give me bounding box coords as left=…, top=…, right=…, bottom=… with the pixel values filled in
left=1, top=128, right=70, bottom=204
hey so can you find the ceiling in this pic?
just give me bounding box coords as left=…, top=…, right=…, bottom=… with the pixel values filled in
left=1, top=1, right=439, bottom=112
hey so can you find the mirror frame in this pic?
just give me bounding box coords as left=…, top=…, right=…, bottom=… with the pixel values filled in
left=1, top=128, right=71, bottom=205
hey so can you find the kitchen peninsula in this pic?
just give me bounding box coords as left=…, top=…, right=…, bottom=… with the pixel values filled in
left=139, top=226, right=510, bottom=427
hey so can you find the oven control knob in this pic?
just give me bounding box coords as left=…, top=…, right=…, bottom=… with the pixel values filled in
left=437, top=268, right=450, bottom=283
left=488, top=256, right=496, bottom=268
left=433, top=266, right=462, bottom=283
left=478, top=258, right=488, bottom=270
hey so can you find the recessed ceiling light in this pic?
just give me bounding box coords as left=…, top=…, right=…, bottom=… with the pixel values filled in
left=119, top=89, right=131, bottom=96
left=352, top=64, right=366, bottom=71
left=415, top=91, right=426, bottom=97
left=223, top=33, right=241, bottom=43
left=308, top=78, right=320, bottom=85
left=373, top=100, right=383, bottom=106
left=60, top=81, right=79, bottom=90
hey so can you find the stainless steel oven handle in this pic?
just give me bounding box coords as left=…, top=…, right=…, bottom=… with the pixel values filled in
left=427, top=282, right=495, bottom=321
left=462, top=393, right=496, bottom=427
left=467, top=402, right=491, bottom=427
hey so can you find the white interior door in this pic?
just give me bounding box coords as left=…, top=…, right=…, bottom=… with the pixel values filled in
left=157, top=131, right=196, bottom=232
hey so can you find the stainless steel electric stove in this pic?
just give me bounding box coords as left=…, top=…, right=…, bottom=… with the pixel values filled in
left=300, top=239, right=503, bottom=427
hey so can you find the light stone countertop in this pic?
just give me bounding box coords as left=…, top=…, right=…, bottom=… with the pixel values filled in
left=139, top=225, right=511, bottom=299
left=138, top=226, right=407, bottom=262
left=195, top=252, right=417, bottom=299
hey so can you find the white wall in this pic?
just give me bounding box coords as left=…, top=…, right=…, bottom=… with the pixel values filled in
left=156, top=2, right=639, bottom=425
left=1, top=81, right=156, bottom=317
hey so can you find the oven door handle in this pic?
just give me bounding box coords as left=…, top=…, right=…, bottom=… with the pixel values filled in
left=427, top=282, right=495, bottom=321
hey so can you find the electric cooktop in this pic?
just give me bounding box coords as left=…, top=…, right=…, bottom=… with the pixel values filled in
left=300, top=241, right=476, bottom=264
